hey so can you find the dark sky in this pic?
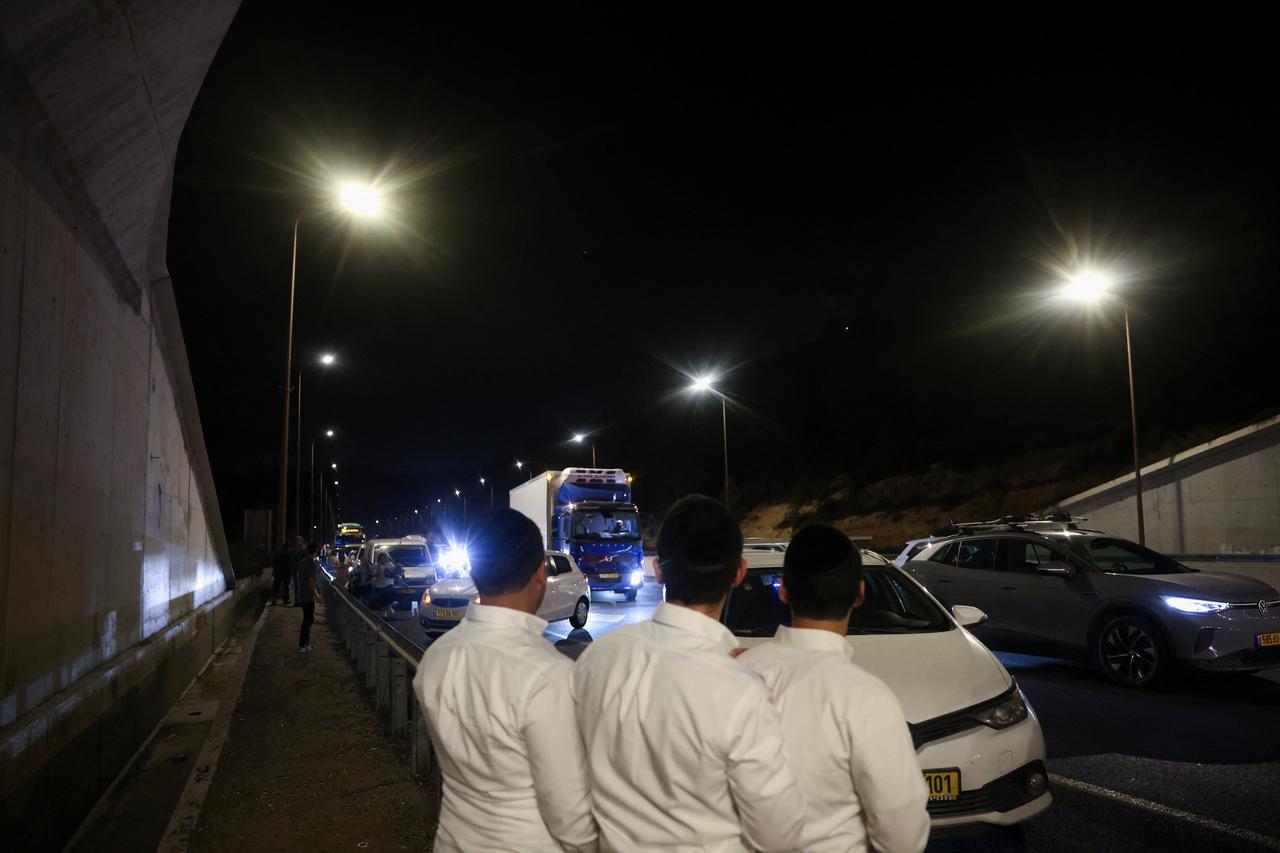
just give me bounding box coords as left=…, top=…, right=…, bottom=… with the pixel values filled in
left=168, top=9, right=1280, bottom=534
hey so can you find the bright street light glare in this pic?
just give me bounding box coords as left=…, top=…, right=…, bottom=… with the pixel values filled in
left=690, top=375, right=716, bottom=393
left=338, top=182, right=381, bottom=217
left=479, top=477, right=485, bottom=485
left=515, top=460, right=523, bottom=469
left=325, top=429, right=334, bottom=437
left=331, top=463, right=337, bottom=469
left=454, top=489, right=461, bottom=497
left=572, top=433, right=585, bottom=443
left=319, top=353, right=336, bottom=366
left=1063, top=271, right=1112, bottom=302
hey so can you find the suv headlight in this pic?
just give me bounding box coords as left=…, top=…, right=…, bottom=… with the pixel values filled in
left=1162, top=596, right=1230, bottom=614
left=971, top=684, right=1029, bottom=730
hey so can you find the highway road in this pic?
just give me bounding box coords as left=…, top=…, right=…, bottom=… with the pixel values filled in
left=381, top=584, right=1280, bottom=853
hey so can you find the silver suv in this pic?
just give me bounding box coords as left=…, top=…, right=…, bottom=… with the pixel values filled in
left=898, top=519, right=1280, bottom=686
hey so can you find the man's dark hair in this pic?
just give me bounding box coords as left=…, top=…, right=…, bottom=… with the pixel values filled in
left=467, top=509, right=546, bottom=597
left=657, top=495, right=743, bottom=605
left=783, top=524, right=862, bottom=620
left=306, top=541, right=319, bottom=556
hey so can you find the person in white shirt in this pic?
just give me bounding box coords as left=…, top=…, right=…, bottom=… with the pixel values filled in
left=572, top=495, right=806, bottom=853
left=412, top=509, right=597, bottom=853
left=740, top=524, right=930, bottom=853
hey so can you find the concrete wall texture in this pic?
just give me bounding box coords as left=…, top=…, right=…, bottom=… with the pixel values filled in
left=1, top=0, right=242, bottom=845
left=1054, top=415, right=1280, bottom=556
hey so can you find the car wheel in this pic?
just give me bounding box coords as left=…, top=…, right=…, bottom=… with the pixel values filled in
left=623, top=589, right=638, bottom=602
left=570, top=597, right=590, bottom=629
left=1097, top=614, right=1168, bottom=687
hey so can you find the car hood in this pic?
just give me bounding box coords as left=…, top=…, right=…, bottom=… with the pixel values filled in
left=429, top=577, right=478, bottom=597
left=741, top=627, right=1011, bottom=723
left=1131, top=570, right=1278, bottom=600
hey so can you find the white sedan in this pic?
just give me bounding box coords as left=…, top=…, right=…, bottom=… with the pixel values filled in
left=729, top=550, right=1052, bottom=829
left=419, top=550, right=591, bottom=633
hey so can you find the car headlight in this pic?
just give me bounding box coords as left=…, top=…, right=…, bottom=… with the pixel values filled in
left=1162, top=596, right=1230, bottom=614
left=629, top=570, right=643, bottom=586
left=420, top=591, right=431, bottom=606
left=971, top=685, right=1029, bottom=730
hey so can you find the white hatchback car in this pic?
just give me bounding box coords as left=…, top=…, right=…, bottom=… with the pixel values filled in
left=419, top=550, right=591, bottom=633
left=727, top=550, right=1052, bottom=829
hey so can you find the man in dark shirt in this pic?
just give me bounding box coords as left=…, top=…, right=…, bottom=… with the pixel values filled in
left=295, top=542, right=319, bottom=652
left=271, top=545, right=293, bottom=605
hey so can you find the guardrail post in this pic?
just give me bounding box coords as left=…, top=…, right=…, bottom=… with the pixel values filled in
left=411, top=695, right=433, bottom=778
left=391, top=658, right=409, bottom=734
left=366, top=634, right=379, bottom=690
left=358, top=626, right=372, bottom=675
left=376, top=641, right=390, bottom=712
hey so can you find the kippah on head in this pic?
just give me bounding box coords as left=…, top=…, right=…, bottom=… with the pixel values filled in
left=785, top=524, right=855, bottom=575
left=467, top=508, right=546, bottom=596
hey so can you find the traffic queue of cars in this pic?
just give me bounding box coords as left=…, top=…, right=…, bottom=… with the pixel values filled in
left=333, top=512, right=1280, bottom=834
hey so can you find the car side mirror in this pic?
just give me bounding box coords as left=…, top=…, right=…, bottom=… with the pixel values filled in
left=1038, top=560, right=1074, bottom=577
left=951, top=604, right=987, bottom=627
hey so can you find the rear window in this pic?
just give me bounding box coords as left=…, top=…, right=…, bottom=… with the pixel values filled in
left=724, top=566, right=951, bottom=636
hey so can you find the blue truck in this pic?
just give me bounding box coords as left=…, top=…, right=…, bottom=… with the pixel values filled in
left=510, top=468, right=645, bottom=600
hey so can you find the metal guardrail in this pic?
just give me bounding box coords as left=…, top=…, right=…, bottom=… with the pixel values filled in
left=318, top=567, right=442, bottom=800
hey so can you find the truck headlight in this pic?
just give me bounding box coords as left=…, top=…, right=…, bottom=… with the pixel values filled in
left=971, top=684, right=1028, bottom=730
left=1162, top=596, right=1230, bottom=614
left=629, top=570, right=643, bottom=586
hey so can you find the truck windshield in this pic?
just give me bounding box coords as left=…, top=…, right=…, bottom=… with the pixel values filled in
left=571, top=508, right=641, bottom=540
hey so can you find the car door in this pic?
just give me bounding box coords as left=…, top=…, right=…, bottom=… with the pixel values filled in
left=539, top=555, right=571, bottom=620
left=993, top=538, right=1088, bottom=650
left=912, top=537, right=1000, bottom=616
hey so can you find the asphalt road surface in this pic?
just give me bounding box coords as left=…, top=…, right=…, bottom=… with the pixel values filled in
left=382, top=585, right=1280, bottom=853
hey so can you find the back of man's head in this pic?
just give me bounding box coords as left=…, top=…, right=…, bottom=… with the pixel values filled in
left=657, top=495, right=743, bottom=605
left=783, top=524, right=862, bottom=620
left=467, top=509, right=546, bottom=598
left=306, top=541, right=319, bottom=556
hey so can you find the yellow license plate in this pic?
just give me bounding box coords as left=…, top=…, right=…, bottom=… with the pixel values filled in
left=597, top=573, right=619, bottom=580
left=923, top=769, right=961, bottom=801
left=1258, top=631, right=1280, bottom=648
left=435, top=608, right=463, bottom=619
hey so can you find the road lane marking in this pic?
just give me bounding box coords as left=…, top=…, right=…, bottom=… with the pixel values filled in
left=1049, top=772, right=1280, bottom=850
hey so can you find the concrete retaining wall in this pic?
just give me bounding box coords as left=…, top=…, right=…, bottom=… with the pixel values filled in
left=0, top=569, right=267, bottom=851
left=1054, top=416, right=1280, bottom=555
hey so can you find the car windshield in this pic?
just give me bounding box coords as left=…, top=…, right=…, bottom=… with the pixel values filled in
left=724, top=565, right=952, bottom=636
left=570, top=508, right=641, bottom=540
left=1067, top=537, right=1192, bottom=574
left=382, top=545, right=428, bottom=566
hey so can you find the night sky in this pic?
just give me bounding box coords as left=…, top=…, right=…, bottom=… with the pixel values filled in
left=167, top=8, right=1280, bottom=534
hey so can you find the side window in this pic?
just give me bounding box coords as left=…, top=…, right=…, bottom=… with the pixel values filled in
left=930, top=542, right=958, bottom=565
left=954, top=539, right=997, bottom=571
left=552, top=555, right=572, bottom=575
left=998, top=540, right=1064, bottom=573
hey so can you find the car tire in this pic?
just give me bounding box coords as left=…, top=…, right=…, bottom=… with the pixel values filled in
left=1096, top=613, right=1169, bottom=687
left=570, top=597, right=590, bottom=629
left=623, top=589, right=638, bottom=602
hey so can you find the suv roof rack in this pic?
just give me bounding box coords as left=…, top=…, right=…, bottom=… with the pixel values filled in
left=931, top=512, right=1087, bottom=537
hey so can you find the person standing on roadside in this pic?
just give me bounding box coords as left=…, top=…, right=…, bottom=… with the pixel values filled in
left=572, top=494, right=806, bottom=853
left=295, top=541, right=320, bottom=652
left=412, top=509, right=597, bottom=852
left=740, top=524, right=930, bottom=853
left=271, top=543, right=293, bottom=605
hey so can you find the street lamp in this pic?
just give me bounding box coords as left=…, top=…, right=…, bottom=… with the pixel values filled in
left=331, top=462, right=337, bottom=470
left=325, top=429, right=335, bottom=438
left=1060, top=269, right=1146, bottom=545
left=292, top=353, right=337, bottom=539
left=275, top=180, right=383, bottom=546
left=688, top=375, right=731, bottom=508
left=572, top=433, right=597, bottom=467
left=308, top=424, right=337, bottom=537
left=480, top=477, right=494, bottom=509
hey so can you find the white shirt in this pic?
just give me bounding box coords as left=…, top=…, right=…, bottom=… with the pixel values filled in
left=571, top=602, right=806, bottom=853
left=412, top=603, right=597, bottom=853
left=740, top=626, right=930, bottom=853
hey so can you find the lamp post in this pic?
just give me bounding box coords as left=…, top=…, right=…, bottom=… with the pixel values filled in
left=293, top=354, right=337, bottom=539
left=572, top=433, right=597, bottom=467
left=516, top=460, right=531, bottom=481
left=275, top=182, right=382, bottom=546
left=1061, top=271, right=1146, bottom=545
left=455, top=488, right=466, bottom=525
left=480, top=477, right=493, bottom=509
left=688, top=375, right=730, bottom=508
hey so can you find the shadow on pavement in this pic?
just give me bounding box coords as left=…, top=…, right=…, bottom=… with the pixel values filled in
left=1001, top=652, right=1280, bottom=763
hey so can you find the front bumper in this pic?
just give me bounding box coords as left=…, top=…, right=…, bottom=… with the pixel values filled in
left=916, top=702, right=1051, bottom=827
left=584, top=572, right=644, bottom=591
left=1170, top=607, right=1280, bottom=671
